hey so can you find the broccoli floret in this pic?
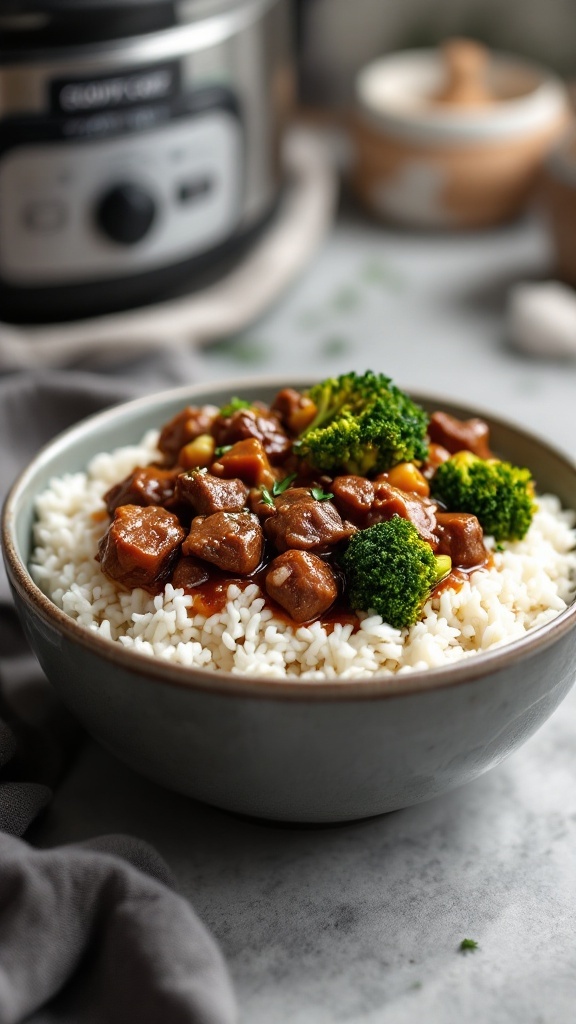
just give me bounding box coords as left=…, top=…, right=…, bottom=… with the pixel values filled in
left=341, top=517, right=451, bottom=629
left=293, top=371, right=429, bottom=475
left=431, top=451, right=536, bottom=542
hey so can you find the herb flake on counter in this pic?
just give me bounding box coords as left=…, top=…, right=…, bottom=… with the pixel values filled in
left=320, top=335, right=352, bottom=357
left=331, top=285, right=361, bottom=313
left=360, top=257, right=407, bottom=291
left=206, top=336, right=269, bottom=365
left=459, top=938, right=479, bottom=953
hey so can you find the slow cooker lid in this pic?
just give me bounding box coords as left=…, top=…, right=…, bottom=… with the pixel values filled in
left=1, top=0, right=267, bottom=58
left=1, top=0, right=183, bottom=46
left=0, top=0, right=242, bottom=38
left=0, top=0, right=240, bottom=12
left=1, top=0, right=173, bottom=10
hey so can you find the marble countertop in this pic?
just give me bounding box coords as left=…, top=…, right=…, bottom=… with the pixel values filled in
left=35, top=210, right=576, bottom=1023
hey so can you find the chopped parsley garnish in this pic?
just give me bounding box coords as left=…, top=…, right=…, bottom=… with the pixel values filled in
left=219, top=397, right=251, bottom=417
left=310, top=486, right=334, bottom=502
left=214, top=444, right=233, bottom=457
left=260, top=473, right=297, bottom=509
left=459, top=938, right=479, bottom=953
left=273, top=473, right=297, bottom=497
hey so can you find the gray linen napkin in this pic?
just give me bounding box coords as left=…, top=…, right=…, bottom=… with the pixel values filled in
left=0, top=361, right=237, bottom=1024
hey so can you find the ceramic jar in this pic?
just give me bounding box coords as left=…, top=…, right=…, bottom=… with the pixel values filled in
left=350, top=40, right=571, bottom=229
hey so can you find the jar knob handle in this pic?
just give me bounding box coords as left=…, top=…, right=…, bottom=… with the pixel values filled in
left=435, top=38, right=492, bottom=106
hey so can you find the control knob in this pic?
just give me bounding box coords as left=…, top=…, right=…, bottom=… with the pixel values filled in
left=95, top=182, right=156, bottom=245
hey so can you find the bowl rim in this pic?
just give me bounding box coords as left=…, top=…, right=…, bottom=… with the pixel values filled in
left=3, top=374, right=576, bottom=702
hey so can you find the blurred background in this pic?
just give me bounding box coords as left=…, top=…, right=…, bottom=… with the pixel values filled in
left=296, top=0, right=576, bottom=104
left=1, top=0, right=576, bottom=391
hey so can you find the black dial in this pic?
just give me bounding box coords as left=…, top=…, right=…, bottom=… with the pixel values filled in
left=95, top=182, right=156, bottom=245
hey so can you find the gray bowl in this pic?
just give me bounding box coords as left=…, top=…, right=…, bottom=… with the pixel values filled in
left=3, top=377, right=576, bottom=823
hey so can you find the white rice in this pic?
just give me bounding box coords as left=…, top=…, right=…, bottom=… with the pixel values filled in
left=29, top=430, right=576, bottom=680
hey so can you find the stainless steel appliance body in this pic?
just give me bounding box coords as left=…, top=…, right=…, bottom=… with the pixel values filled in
left=0, top=0, right=292, bottom=321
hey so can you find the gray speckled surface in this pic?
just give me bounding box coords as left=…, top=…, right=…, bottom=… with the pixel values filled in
left=35, top=688, right=576, bottom=1024
left=34, top=210, right=576, bottom=1022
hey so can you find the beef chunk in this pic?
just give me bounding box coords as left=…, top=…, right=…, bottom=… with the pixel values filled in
left=428, top=411, right=492, bottom=459
left=332, top=476, right=375, bottom=523
left=176, top=471, right=249, bottom=515
left=171, top=555, right=210, bottom=590
left=98, top=505, right=185, bottom=591
left=435, top=512, right=487, bottom=568
left=249, top=487, right=277, bottom=520
left=183, top=511, right=263, bottom=574
left=273, top=487, right=317, bottom=509
left=367, top=480, right=437, bottom=544
left=213, top=406, right=290, bottom=463
left=210, top=438, right=275, bottom=488
left=332, top=476, right=437, bottom=542
left=265, top=493, right=354, bottom=553
left=104, top=466, right=179, bottom=516
left=265, top=550, right=338, bottom=623
left=158, top=405, right=219, bottom=463
left=271, top=388, right=318, bottom=435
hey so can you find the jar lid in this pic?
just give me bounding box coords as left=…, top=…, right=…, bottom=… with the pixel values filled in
left=356, top=43, right=568, bottom=144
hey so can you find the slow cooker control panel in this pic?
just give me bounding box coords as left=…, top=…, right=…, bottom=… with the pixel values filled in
left=0, top=110, right=243, bottom=285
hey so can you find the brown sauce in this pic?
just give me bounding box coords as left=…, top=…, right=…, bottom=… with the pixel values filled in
left=318, top=605, right=361, bottom=634
left=144, top=542, right=494, bottom=627
left=433, top=553, right=494, bottom=597
left=188, top=578, right=237, bottom=617
left=180, top=552, right=360, bottom=631
left=433, top=569, right=467, bottom=596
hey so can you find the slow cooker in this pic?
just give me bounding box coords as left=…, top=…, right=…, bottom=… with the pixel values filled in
left=0, top=0, right=293, bottom=322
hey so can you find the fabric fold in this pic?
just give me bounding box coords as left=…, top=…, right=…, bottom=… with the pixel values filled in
left=0, top=832, right=237, bottom=1024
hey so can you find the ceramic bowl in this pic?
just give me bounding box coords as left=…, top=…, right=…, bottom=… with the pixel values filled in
left=3, top=378, right=576, bottom=823
left=351, top=46, right=570, bottom=229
